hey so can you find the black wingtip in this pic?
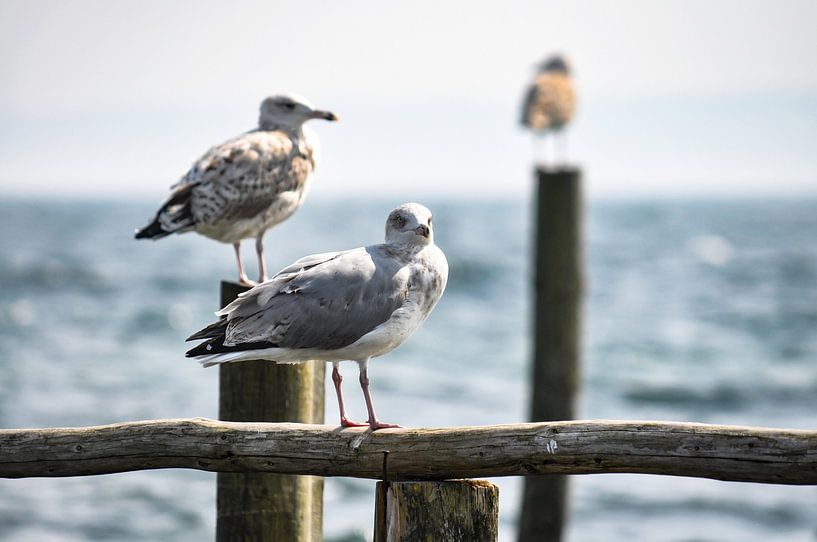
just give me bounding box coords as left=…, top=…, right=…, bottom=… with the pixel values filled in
left=186, top=318, right=228, bottom=342
left=185, top=339, right=220, bottom=357
left=186, top=337, right=278, bottom=357
left=134, top=220, right=171, bottom=240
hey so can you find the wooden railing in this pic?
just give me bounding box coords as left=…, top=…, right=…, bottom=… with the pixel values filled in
left=2, top=418, right=815, bottom=484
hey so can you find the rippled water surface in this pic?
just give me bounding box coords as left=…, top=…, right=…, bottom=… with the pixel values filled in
left=1, top=196, right=816, bottom=541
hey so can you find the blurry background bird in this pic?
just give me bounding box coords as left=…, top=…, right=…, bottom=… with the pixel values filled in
left=135, top=94, right=338, bottom=285
left=521, top=54, right=576, bottom=167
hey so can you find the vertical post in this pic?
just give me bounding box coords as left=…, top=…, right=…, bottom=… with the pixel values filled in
left=518, top=167, right=583, bottom=542
left=216, top=281, right=326, bottom=542
left=374, top=480, right=499, bottom=542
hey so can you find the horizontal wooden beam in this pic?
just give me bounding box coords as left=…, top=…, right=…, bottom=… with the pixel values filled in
left=1, top=418, right=815, bottom=484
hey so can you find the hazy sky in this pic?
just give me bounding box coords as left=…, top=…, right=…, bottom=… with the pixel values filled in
left=1, top=0, right=816, bottom=199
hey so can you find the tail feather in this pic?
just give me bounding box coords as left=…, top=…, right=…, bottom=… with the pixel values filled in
left=135, top=183, right=196, bottom=240
left=134, top=219, right=173, bottom=240
left=196, top=350, right=258, bottom=368
left=185, top=316, right=277, bottom=360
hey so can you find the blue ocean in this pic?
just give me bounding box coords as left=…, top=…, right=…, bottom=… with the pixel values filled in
left=0, top=196, right=816, bottom=541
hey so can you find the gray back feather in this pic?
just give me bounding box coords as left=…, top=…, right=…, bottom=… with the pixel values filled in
left=221, top=246, right=409, bottom=350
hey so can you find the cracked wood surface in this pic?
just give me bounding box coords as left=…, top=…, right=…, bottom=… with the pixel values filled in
left=1, top=418, right=815, bottom=484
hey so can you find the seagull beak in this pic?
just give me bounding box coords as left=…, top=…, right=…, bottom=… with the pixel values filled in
left=415, top=225, right=430, bottom=238
left=312, top=110, right=339, bottom=122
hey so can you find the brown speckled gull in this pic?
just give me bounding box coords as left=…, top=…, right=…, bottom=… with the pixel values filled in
left=521, top=55, right=576, bottom=164
left=521, top=55, right=575, bottom=132
left=136, top=94, right=338, bottom=285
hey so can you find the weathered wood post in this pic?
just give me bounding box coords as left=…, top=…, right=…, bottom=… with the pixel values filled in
left=216, top=281, right=326, bottom=542
left=374, top=480, right=499, bottom=542
left=518, top=166, right=583, bottom=542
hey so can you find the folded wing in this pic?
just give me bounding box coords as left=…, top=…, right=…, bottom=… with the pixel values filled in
left=186, top=246, right=409, bottom=357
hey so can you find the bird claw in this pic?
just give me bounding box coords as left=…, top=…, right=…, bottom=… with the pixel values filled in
left=368, top=420, right=401, bottom=430
left=340, top=417, right=369, bottom=428
left=238, top=277, right=258, bottom=287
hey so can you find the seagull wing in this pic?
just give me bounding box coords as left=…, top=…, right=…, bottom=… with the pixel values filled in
left=187, top=245, right=409, bottom=354
left=134, top=180, right=198, bottom=239
left=182, top=130, right=312, bottom=226
left=520, top=82, right=539, bottom=127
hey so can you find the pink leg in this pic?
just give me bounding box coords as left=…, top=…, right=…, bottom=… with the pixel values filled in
left=358, top=359, right=400, bottom=430
left=255, top=235, right=268, bottom=283
left=233, top=242, right=256, bottom=286
left=332, top=362, right=366, bottom=427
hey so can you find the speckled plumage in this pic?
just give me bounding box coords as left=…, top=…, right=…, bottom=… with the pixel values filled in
left=136, top=94, right=337, bottom=284
left=175, top=128, right=317, bottom=242
left=521, top=55, right=576, bottom=133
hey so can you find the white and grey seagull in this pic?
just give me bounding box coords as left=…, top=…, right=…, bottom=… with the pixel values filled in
left=135, top=94, right=338, bottom=285
left=186, top=203, right=449, bottom=430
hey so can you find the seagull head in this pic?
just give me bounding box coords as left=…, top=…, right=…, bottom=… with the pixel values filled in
left=536, top=55, right=571, bottom=75
left=259, top=93, right=339, bottom=130
left=385, top=203, right=435, bottom=246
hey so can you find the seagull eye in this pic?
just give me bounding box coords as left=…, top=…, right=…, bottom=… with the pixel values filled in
left=281, top=102, right=296, bottom=110
left=391, top=215, right=406, bottom=229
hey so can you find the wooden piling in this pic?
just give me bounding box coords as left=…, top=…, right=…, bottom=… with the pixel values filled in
left=216, top=281, right=326, bottom=542
left=519, top=167, right=583, bottom=542
left=374, top=480, right=499, bottom=542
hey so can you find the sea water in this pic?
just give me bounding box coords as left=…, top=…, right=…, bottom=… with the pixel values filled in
left=0, top=196, right=815, bottom=541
